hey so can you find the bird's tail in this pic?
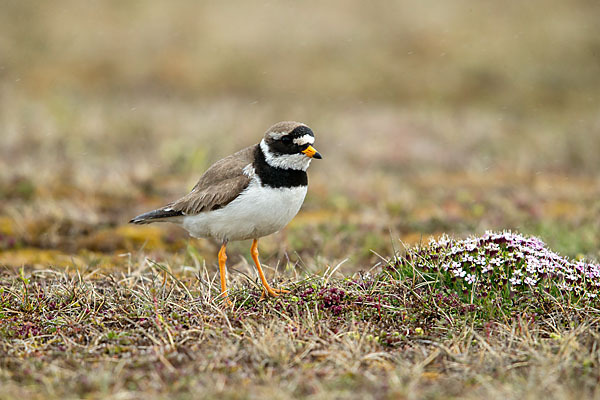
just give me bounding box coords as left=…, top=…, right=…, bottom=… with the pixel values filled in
left=129, top=207, right=183, bottom=224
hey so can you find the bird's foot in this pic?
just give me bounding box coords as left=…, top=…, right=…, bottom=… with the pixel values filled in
left=259, top=287, right=290, bottom=300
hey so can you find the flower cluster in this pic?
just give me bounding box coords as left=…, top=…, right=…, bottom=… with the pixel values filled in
left=404, top=230, right=600, bottom=303
left=318, top=287, right=347, bottom=315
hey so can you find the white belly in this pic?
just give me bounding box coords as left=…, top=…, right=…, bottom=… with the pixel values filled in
left=181, top=181, right=307, bottom=241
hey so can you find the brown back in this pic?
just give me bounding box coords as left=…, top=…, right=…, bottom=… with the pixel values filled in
left=167, top=145, right=256, bottom=215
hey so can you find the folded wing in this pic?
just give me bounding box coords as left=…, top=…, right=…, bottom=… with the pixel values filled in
left=130, top=145, right=256, bottom=224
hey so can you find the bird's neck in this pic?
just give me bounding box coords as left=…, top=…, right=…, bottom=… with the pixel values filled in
left=253, top=144, right=308, bottom=188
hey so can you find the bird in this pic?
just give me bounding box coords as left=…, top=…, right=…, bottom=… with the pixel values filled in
left=130, top=121, right=322, bottom=303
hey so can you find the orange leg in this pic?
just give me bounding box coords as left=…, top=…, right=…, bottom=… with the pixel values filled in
left=250, top=239, right=289, bottom=299
left=218, top=241, right=232, bottom=305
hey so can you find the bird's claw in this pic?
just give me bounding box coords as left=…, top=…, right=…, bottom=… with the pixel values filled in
left=259, top=287, right=290, bottom=300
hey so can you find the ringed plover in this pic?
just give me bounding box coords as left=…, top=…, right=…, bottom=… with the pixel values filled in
left=130, top=121, right=321, bottom=302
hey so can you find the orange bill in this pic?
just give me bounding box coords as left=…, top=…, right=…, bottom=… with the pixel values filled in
left=301, top=145, right=322, bottom=159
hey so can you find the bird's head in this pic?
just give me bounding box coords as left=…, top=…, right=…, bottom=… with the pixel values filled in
left=260, top=121, right=322, bottom=171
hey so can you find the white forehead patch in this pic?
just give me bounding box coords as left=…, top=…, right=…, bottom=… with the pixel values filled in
left=268, top=131, right=287, bottom=140
left=293, top=134, right=315, bottom=146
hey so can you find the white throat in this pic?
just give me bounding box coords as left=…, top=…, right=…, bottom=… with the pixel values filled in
left=260, top=139, right=312, bottom=171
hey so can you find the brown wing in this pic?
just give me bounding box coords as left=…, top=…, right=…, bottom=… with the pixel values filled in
left=167, top=145, right=256, bottom=215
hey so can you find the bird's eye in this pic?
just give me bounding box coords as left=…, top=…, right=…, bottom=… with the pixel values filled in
left=281, top=136, right=292, bottom=144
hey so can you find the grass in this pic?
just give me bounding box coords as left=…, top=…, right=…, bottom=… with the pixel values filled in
left=2, top=238, right=600, bottom=399
left=2, top=0, right=600, bottom=398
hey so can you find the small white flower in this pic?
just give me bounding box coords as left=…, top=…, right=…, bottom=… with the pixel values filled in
left=510, top=277, right=522, bottom=286
left=486, top=243, right=500, bottom=252
left=512, top=269, right=523, bottom=277
left=452, top=268, right=466, bottom=278
left=526, top=264, right=537, bottom=275
left=451, top=246, right=464, bottom=255
left=465, top=243, right=477, bottom=252
left=524, top=277, right=538, bottom=286
left=490, top=257, right=504, bottom=266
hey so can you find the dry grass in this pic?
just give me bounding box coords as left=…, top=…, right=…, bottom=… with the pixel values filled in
left=1, top=257, right=599, bottom=399
left=2, top=0, right=600, bottom=398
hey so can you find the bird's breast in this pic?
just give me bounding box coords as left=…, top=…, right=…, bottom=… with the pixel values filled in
left=181, top=180, right=308, bottom=241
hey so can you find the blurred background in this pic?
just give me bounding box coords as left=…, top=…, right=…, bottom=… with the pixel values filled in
left=1, top=0, right=599, bottom=272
